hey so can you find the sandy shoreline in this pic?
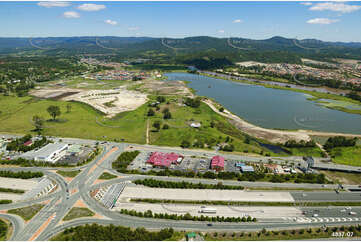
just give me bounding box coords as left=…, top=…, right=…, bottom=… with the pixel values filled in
left=203, top=98, right=361, bottom=143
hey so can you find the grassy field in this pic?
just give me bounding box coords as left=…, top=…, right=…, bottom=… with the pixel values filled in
left=56, top=170, right=81, bottom=178
left=321, top=170, right=361, bottom=185
left=98, top=172, right=117, bottom=180
left=0, top=95, right=147, bottom=144
left=328, top=146, right=361, bottom=166
left=8, top=204, right=44, bottom=221
left=0, top=94, right=334, bottom=157
left=287, top=147, right=324, bottom=157
left=63, top=207, right=94, bottom=221
left=147, top=98, right=272, bottom=155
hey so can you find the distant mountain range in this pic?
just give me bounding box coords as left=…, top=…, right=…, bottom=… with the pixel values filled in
left=1, top=36, right=361, bottom=63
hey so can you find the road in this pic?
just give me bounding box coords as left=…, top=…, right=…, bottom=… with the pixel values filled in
left=0, top=135, right=360, bottom=240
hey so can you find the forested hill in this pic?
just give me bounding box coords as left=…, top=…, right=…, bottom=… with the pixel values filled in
left=1, top=36, right=361, bottom=64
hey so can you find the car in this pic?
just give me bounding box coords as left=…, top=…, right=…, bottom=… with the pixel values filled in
left=207, top=223, right=213, bottom=226
left=313, top=214, right=319, bottom=217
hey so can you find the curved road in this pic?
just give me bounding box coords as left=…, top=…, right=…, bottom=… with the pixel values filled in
left=0, top=139, right=359, bottom=241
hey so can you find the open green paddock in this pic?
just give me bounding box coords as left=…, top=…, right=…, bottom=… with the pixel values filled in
left=0, top=95, right=147, bottom=144
left=0, top=94, right=326, bottom=157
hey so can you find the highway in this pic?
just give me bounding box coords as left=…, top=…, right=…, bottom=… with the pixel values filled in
left=0, top=135, right=359, bottom=240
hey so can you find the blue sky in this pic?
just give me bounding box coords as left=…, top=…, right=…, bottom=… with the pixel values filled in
left=1, top=1, right=361, bottom=42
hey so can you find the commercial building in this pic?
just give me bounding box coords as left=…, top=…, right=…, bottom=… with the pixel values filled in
left=240, top=165, right=255, bottom=173
left=22, top=143, right=68, bottom=163
left=235, top=162, right=245, bottom=168
left=147, top=152, right=183, bottom=168
left=211, top=155, right=224, bottom=171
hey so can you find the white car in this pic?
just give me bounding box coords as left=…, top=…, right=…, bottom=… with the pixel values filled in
left=313, top=214, right=319, bottom=217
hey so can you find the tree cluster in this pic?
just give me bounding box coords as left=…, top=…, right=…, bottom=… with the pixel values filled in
left=323, top=136, right=357, bottom=150
left=6, top=135, right=48, bottom=152
left=184, top=97, right=201, bottom=108
left=112, top=151, right=140, bottom=172
left=284, top=139, right=316, bottom=148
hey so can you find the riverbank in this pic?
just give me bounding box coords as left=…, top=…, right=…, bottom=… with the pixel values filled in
left=200, top=71, right=361, bottom=116
left=202, top=98, right=361, bottom=144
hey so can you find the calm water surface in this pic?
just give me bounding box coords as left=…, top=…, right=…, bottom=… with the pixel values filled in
left=165, top=72, right=361, bottom=134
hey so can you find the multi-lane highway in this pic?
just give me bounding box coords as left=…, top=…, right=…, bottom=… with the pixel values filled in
left=0, top=136, right=360, bottom=241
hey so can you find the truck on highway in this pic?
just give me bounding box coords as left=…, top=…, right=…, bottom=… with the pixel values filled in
left=349, top=211, right=357, bottom=216
left=199, top=206, right=216, bottom=214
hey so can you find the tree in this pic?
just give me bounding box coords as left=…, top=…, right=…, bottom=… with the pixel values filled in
left=163, top=111, right=172, bottom=119
left=153, top=121, right=161, bottom=131
left=66, top=103, right=72, bottom=113
left=47, top=105, right=61, bottom=120
left=219, top=107, right=224, bottom=112
left=147, top=109, right=155, bottom=116
left=162, top=124, right=169, bottom=129
left=180, top=140, right=191, bottom=148
left=32, top=115, right=44, bottom=134
left=156, top=96, right=166, bottom=103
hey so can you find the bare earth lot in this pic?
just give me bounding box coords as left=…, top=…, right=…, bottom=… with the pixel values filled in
left=31, top=87, right=148, bottom=118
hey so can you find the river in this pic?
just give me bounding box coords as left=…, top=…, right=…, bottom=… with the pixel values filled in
left=165, top=72, right=361, bottom=134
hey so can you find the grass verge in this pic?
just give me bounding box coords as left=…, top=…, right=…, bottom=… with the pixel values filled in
left=56, top=170, right=81, bottom=178
left=98, top=172, right=117, bottom=180
left=8, top=204, right=44, bottom=221
left=63, top=207, right=95, bottom=221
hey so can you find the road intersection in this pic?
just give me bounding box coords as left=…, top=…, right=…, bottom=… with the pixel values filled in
left=0, top=137, right=360, bottom=241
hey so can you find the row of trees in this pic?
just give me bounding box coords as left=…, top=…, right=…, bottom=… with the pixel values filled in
left=207, top=224, right=361, bottom=240
left=54, top=224, right=175, bottom=241
left=120, top=209, right=256, bottom=223
left=134, top=178, right=244, bottom=190
left=0, top=170, right=43, bottom=179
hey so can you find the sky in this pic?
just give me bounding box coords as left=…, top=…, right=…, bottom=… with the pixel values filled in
left=1, top=1, right=361, bottom=42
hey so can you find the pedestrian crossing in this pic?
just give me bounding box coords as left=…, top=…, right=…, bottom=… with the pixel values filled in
left=282, top=216, right=361, bottom=223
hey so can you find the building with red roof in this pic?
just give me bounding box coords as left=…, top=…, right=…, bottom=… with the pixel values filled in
left=211, top=155, right=225, bottom=171
left=23, top=140, right=33, bottom=146
left=147, top=152, right=183, bottom=168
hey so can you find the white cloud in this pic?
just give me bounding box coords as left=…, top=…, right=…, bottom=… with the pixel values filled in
left=128, top=26, right=140, bottom=31
left=306, top=18, right=339, bottom=25
left=310, top=2, right=361, bottom=13
left=77, top=3, right=106, bottom=11
left=218, top=30, right=225, bottom=33
left=37, top=1, right=70, bottom=8
left=300, top=2, right=312, bottom=6
left=104, top=19, right=117, bottom=25
left=63, top=11, right=80, bottom=18
left=233, top=19, right=243, bottom=23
